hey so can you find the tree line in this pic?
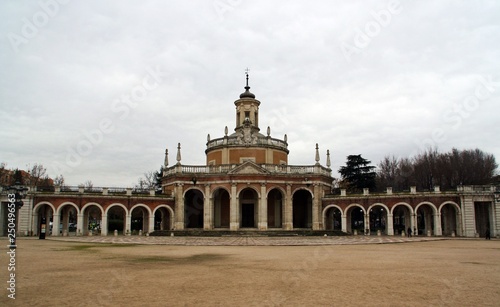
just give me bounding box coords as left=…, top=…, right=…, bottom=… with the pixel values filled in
left=338, top=148, right=498, bottom=193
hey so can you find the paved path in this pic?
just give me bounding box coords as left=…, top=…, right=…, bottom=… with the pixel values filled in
left=41, top=235, right=449, bottom=246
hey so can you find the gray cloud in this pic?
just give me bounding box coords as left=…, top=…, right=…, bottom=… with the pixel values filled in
left=1, top=0, right=499, bottom=186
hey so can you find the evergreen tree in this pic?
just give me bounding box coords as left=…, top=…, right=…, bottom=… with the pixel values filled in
left=155, top=166, right=163, bottom=191
left=339, top=154, right=376, bottom=192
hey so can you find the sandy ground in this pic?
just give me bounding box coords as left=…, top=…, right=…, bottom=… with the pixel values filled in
left=1, top=238, right=499, bottom=306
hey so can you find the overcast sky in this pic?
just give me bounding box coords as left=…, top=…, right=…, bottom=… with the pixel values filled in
left=1, top=0, right=499, bottom=187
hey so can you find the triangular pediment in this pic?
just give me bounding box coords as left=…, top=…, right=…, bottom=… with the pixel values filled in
left=228, top=161, right=269, bottom=175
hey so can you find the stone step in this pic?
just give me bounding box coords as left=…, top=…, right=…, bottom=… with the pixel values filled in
left=149, top=229, right=347, bottom=237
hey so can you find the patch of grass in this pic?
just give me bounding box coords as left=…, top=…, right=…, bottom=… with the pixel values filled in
left=127, top=253, right=226, bottom=264
left=62, top=245, right=97, bottom=251
left=131, top=256, right=177, bottom=263
left=55, top=243, right=137, bottom=252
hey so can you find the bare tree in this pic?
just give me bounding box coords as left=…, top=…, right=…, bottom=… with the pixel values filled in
left=376, top=148, right=497, bottom=191
left=135, top=171, right=157, bottom=190
left=54, top=175, right=65, bottom=187
left=0, top=162, right=10, bottom=186
left=376, top=155, right=399, bottom=191
left=82, top=180, right=93, bottom=190
left=26, top=163, right=47, bottom=187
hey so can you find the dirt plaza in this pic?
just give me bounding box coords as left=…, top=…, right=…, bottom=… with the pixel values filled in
left=2, top=237, right=500, bottom=306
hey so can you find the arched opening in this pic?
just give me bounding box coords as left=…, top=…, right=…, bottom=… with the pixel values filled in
left=107, top=205, right=126, bottom=235
left=185, top=189, right=204, bottom=228
left=267, top=189, right=283, bottom=228
left=417, top=204, right=435, bottom=236
left=392, top=205, right=412, bottom=235
left=369, top=205, right=387, bottom=235
left=440, top=203, right=459, bottom=236
left=34, top=204, right=54, bottom=236
left=131, top=206, right=149, bottom=234
left=82, top=204, right=102, bottom=235
left=154, top=207, right=172, bottom=231
left=474, top=201, right=492, bottom=238
left=58, top=204, right=78, bottom=235
left=346, top=206, right=365, bottom=234
left=324, top=206, right=342, bottom=231
left=240, top=188, right=258, bottom=228
left=213, top=188, right=230, bottom=228
left=292, top=189, right=312, bottom=229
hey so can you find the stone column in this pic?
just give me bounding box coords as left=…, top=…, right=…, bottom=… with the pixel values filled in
left=364, top=211, right=369, bottom=235
left=283, top=184, right=293, bottom=230
left=490, top=201, right=497, bottom=238
left=387, top=214, right=394, bottom=235
left=101, top=214, right=108, bottom=236
left=230, top=183, right=239, bottom=230
left=77, top=213, right=84, bottom=236
left=434, top=213, right=442, bottom=236
left=493, top=197, right=500, bottom=238
left=60, top=208, right=69, bottom=234
left=125, top=214, right=132, bottom=235
left=258, top=183, right=268, bottom=230
left=341, top=214, right=347, bottom=233
left=148, top=213, right=155, bottom=234
left=456, top=212, right=463, bottom=237
left=52, top=213, right=60, bottom=237
left=411, top=213, right=416, bottom=236
left=312, top=184, right=321, bottom=230
left=204, top=184, right=212, bottom=230
left=460, top=195, right=475, bottom=237
left=32, top=212, right=39, bottom=236
left=174, top=183, right=184, bottom=230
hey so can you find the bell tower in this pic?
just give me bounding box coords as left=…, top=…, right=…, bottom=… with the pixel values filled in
left=205, top=71, right=289, bottom=166
left=234, top=70, right=260, bottom=131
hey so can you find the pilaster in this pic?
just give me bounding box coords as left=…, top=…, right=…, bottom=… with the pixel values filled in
left=174, top=183, right=185, bottom=230
left=258, top=183, right=267, bottom=230
left=204, top=184, right=212, bottom=230
left=494, top=198, right=500, bottom=237
left=461, top=195, right=476, bottom=237
left=230, top=183, right=239, bottom=230
left=312, top=184, right=320, bottom=230
left=283, top=184, right=293, bottom=230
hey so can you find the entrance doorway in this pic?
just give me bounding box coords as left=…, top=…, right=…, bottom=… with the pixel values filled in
left=241, top=203, right=255, bottom=228
left=474, top=201, right=491, bottom=237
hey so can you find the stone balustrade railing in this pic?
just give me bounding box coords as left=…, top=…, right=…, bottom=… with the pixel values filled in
left=163, top=163, right=332, bottom=176
left=334, top=185, right=498, bottom=197
left=206, top=135, right=288, bottom=150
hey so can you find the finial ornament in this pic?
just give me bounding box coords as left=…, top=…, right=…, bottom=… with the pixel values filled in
left=176, top=143, right=181, bottom=165
left=207, top=134, right=210, bottom=142
left=245, top=67, right=250, bottom=87
left=225, top=126, right=228, bottom=136
left=239, top=68, right=255, bottom=98
left=267, top=126, right=270, bottom=136
left=164, top=148, right=169, bottom=167
left=315, top=143, right=320, bottom=164
left=326, top=149, right=331, bottom=168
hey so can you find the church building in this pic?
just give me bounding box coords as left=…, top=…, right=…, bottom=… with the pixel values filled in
left=161, top=73, right=333, bottom=231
